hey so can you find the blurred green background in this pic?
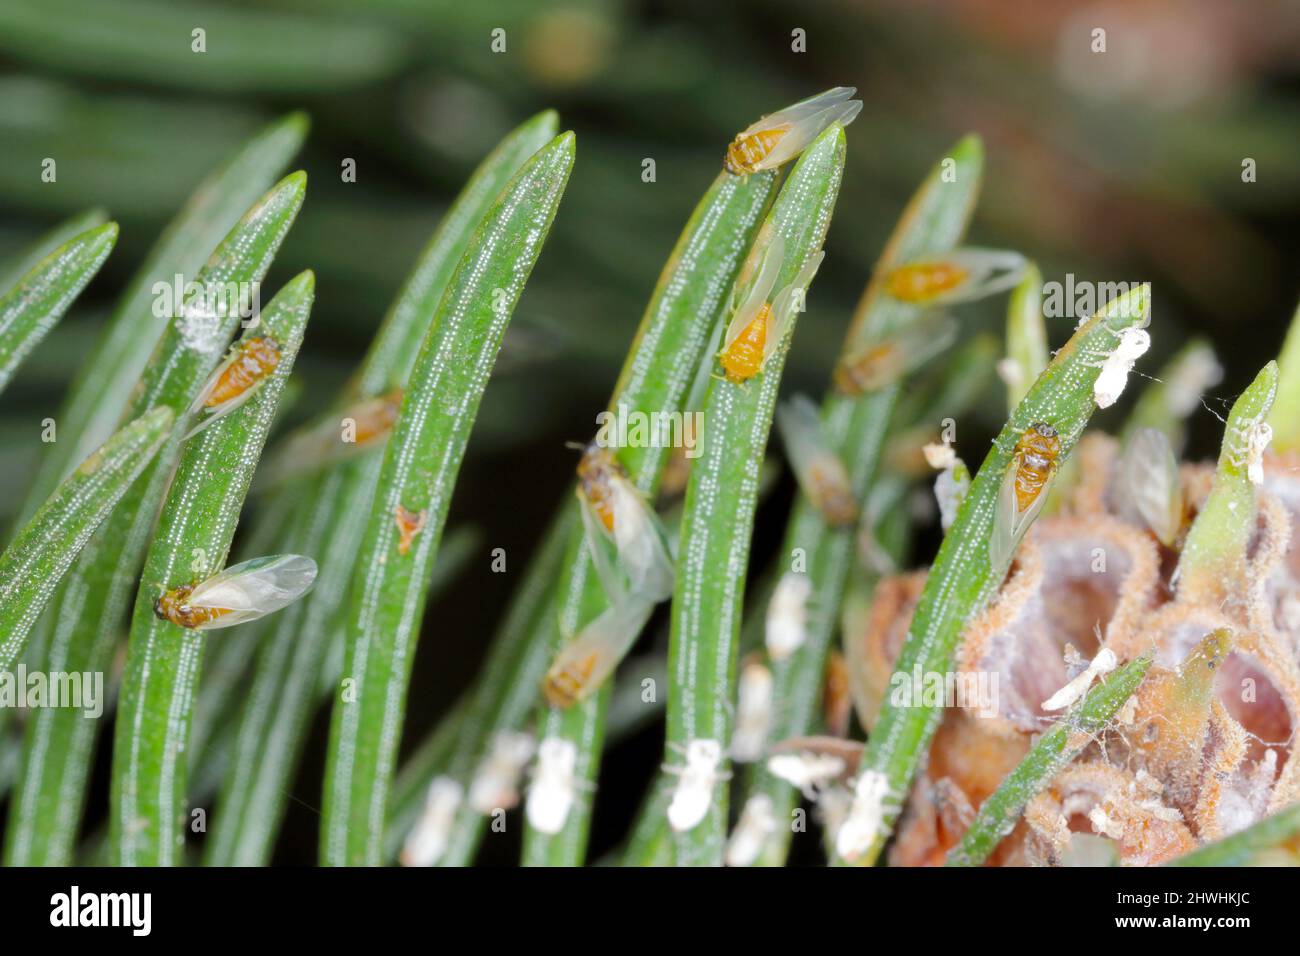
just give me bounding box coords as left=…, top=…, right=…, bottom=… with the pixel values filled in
left=1, top=0, right=1297, bottom=862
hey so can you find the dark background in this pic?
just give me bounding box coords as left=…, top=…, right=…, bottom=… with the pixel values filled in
left=1, top=0, right=1298, bottom=863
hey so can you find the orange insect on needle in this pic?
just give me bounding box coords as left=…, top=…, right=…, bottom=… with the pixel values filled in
left=880, top=249, right=1025, bottom=308
left=718, top=235, right=823, bottom=387
left=719, top=303, right=771, bottom=384
left=726, top=129, right=790, bottom=177
left=884, top=262, right=971, bottom=304
left=154, top=584, right=232, bottom=629
left=206, top=336, right=280, bottom=408
left=989, top=421, right=1063, bottom=570
left=1011, top=422, right=1061, bottom=513
left=395, top=504, right=428, bottom=557
left=352, top=387, right=403, bottom=447
left=575, top=443, right=624, bottom=533
left=544, top=651, right=599, bottom=709
left=723, top=87, right=862, bottom=176
left=151, top=555, right=317, bottom=631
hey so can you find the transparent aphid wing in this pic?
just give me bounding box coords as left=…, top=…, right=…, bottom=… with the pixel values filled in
left=724, top=234, right=786, bottom=351
left=841, top=312, right=957, bottom=392
left=754, top=97, right=862, bottom=171
left=1165, top=343, right=1223, bottom=418
left=775, top=392, right=822, bottom=462
left=888, top=248, right=1026, bottom=306
left=988, top=459, right=1051, bottom=572
left=186, top=345, right=242, bottom=416
left=258, top=392, right=399, bottom=489
left=186, top=553, right=318, bottom=628
left=183, top=349, right=265, bottom=440
left=736, top=86, right=858, bottom=139
left=763, top=250, right=825, bottom=363
left=776, top=392, right=849, bottom=501
left=257, top=417, right=335, bottom=486
left=905, top=311, right=959, bottom=371
left=187, top=388, right=271, bottom=442
left=1116, top=427, right=1183, bottom=545
left=608, top=475, right=675, bottom=602
left=577, top=489, right=626, bottom=604
left=545, top=596, right=652, bottom=705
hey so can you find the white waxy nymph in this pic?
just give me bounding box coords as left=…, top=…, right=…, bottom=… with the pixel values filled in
left=1092, top=327, right=1151, bottom=409
left=766, top=572, right=812, bottom=660
left=468, top=731, right=536, bottom=814
left=765, top=751, right=846, bottom=799
left=725, top=794, right=778, bottom=867
left=666, top=739, right=728, bottom=832
left=1041, top=647, right=1118, bottom=712
left=400, top=777, right=463, bottom=867
left=1245, top=421, right=1273, bottom=486
left=933, top=458, right=970, bottom=532
left=525, top=738, right=580, bottom=835
left=835, top=770, right=896, bottom=862
left=922, top=441, right=956, bottom=470
left=730, top=662, right=774, bottom=762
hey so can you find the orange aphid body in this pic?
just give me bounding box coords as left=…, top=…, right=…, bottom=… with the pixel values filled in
left=725, top=128, right=789, bottom=176
left=884, top=262, right=970, bottom=304
left=575, top=443, right=625, bottom=532
left=207, top=336, right=280, bottom=408
left=153, top=584, right=231, bottom=629
left=394, top=504, right=428, bottom=556
left=719, top=303, right=771, bottom=383
left=352, top=387, right=403, bottom=446
left=544, top=651, right=598, bottom=708
left=1012, top=422, right=1061, bottom=513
